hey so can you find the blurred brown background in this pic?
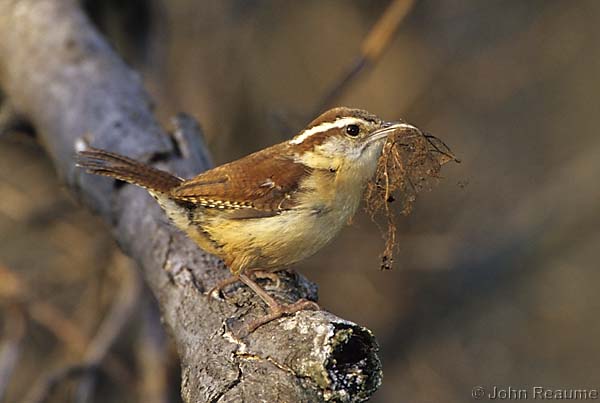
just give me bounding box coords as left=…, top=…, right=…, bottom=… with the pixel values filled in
left=1, top=0, right=599, bottom=402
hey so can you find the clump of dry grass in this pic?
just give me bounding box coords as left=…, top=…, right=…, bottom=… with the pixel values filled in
left=365, top=125, right=460, bottom=270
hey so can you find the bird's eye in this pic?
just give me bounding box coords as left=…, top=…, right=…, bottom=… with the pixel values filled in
left=345, top=124, right=360, bottom=137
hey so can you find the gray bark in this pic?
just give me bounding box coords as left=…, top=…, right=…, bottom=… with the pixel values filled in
left=0, top=1, right=382, bottom=402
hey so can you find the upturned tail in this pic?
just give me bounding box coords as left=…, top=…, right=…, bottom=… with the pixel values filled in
left=77, top=148, right=182, bottom=193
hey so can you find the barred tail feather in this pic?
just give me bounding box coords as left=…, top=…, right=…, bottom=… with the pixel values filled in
left=77, top=148, right=182, bottom=193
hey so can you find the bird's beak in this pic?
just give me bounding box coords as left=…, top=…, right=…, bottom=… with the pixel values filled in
left=367, top=121, right=418, bottom=143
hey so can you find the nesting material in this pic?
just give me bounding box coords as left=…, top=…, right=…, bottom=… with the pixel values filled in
left=365, top=124, right=460, bottom=270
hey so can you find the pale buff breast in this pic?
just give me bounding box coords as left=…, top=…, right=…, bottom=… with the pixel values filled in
left=204, top=203, right=354, bottom=273
left=150, top=190, right=351, bottom=272
left=202, top=168, right=368, bottom=273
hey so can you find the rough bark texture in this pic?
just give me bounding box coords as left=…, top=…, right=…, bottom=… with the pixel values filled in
left=0, top=1, right=382, bottom=402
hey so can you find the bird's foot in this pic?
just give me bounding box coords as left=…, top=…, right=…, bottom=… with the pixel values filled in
left=235, top=273, right=320, bottom=336
left=207, top=269, right=281, bottom=300
left=207, top=275, right=241, bottom=300
left=240, top=298, right=320, bottom=336
left=210, top=272, right=320, bottom=337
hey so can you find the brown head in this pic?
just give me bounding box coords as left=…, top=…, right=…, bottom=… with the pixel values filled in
left=290, top=107, right=408, bottom=183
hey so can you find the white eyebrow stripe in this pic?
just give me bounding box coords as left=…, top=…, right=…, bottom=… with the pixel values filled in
left=398, top=123, right=418, bottom=131
left=289, top=117, right=364, bottom=145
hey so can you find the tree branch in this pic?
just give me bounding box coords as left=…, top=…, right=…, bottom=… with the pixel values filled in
left=0, top=1, right=382, bottom=402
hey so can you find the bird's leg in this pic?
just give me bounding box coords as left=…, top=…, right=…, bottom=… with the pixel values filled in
left=207, top=268, right=282, bottom=299
left=207, top=270, right=320, bottom=334
left=207, top=274, right=241, bottom=299
left=238, top=273, right=320, bottom=334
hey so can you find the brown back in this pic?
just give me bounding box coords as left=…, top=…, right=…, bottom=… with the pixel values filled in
left=170, top=142, right=311, bottom=214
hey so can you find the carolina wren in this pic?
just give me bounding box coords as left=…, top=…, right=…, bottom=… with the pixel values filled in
left=77, top=107, right=407, bottom=332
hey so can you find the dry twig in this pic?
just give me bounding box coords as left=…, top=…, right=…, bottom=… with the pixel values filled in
left=23, top=254, right=141, bottom=403
left=0, top=263, right=133, bottom=396
left=317, top=0, right=416, bottom=111
left=0, top=306, right=25, bottom=401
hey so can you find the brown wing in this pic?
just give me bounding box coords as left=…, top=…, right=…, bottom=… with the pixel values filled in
left=170, top=143, right=311, bottom=218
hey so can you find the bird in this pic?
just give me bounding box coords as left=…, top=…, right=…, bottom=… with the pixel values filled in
left=77, top=107, right=408, bottom=333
